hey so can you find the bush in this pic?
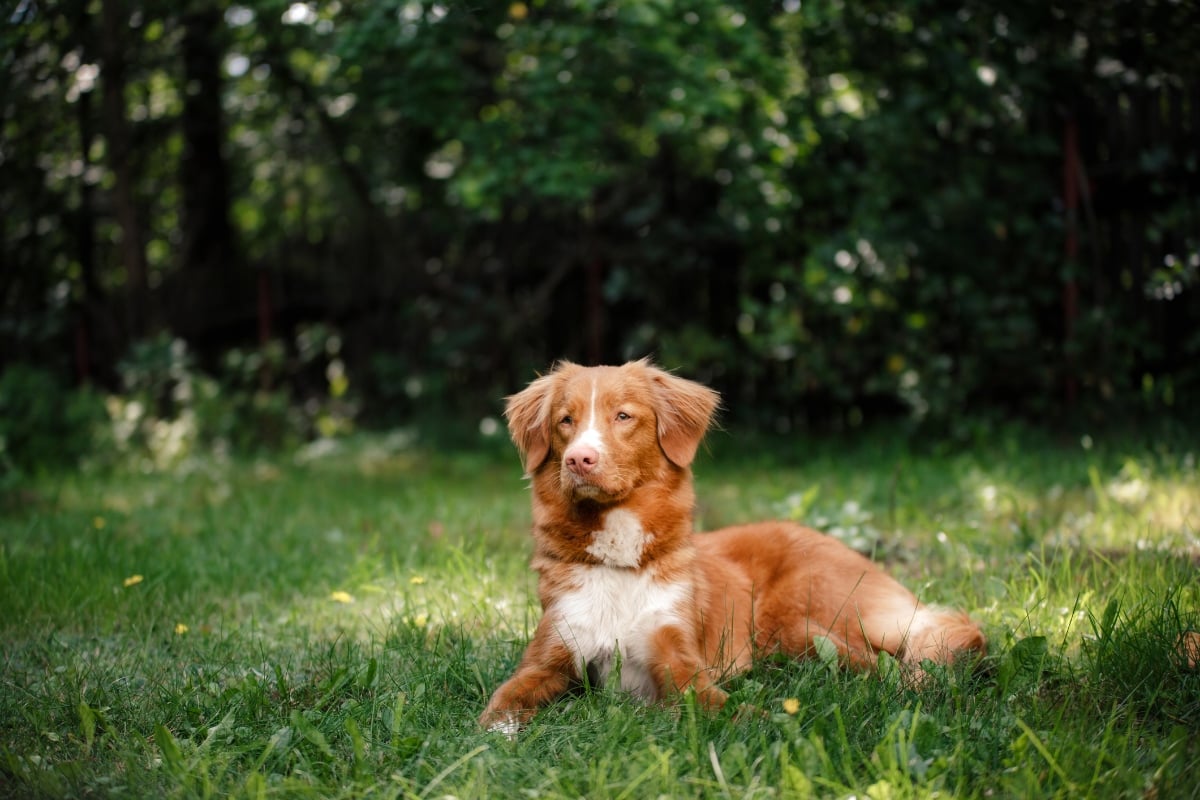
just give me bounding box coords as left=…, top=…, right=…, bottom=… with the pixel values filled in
left=102, top=329, right=359, bottom=469
left=0, top=365, right=105, bottom=477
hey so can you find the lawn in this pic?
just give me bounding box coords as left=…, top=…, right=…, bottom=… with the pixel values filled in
left=2, top=424, right=1198, bottom=799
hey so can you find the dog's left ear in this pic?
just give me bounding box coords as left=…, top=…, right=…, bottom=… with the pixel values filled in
left=505, top=362, right=577, bottom=474
left=647, top=364, right=719, bottom=467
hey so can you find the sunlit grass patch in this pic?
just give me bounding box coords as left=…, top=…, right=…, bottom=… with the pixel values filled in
left=2, top=426, right=1198, bottom=798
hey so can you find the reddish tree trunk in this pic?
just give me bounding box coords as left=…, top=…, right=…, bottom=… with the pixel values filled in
left=1062, top=117, right=1080, bottom=408
left=586, top=257, right=604, bottom=365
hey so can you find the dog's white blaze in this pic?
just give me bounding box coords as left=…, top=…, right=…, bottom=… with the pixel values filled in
left=574, top=379, right=606, bottom=455
left=586, top=509, right=652, bottom=568
left=552, top=565, right=688, bottom=700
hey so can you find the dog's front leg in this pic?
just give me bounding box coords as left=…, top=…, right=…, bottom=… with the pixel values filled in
left=648, top=625, right=728, bottom=710
left=479, top=622, right=577, bottom=735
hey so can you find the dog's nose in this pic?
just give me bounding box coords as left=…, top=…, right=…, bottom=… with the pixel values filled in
left=564, top=445, right=599, bottom=476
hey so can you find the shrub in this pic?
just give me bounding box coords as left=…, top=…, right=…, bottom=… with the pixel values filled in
left=0, top=364, right=105, bottom=477
left=102, top=328, right=359, bottom=469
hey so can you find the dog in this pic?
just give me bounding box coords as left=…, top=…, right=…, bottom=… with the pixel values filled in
left=480, top=359, right=986, bottom=734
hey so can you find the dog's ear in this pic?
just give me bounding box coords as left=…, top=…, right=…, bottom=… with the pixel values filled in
left=646, top=363, right=720, bottom=468
left=505, top=362, right=575, bottom=474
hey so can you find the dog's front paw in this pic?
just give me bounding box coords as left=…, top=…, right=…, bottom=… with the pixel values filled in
left=686, top=683, right=729, bottom=711
left=478, top=709, right=522, bottom=740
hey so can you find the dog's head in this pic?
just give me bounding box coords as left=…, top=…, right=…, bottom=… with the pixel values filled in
left=505, top=359, right=719, bottom=504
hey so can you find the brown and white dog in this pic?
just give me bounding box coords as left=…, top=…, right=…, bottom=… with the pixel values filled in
left=480, top=360, right=985, bottom=734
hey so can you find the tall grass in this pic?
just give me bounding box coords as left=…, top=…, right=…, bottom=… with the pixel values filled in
left=1, top=425, right=1198, bottom=798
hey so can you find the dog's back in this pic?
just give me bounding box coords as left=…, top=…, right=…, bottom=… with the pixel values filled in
left=694, top=522, right=986, bottom=672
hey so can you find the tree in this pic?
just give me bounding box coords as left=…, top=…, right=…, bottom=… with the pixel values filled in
left=100, top=0, right=153, bottom=338
left=176, top=1, right=240, bottom=338
left=1, top=0, right=1196, bottom=428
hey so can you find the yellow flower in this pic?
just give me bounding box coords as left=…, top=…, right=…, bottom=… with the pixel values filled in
left=782, top=697, right=801, bottom=715
left=123, top=574, right=144, bottom=588
left=410, top=575, right=426, bottom=585
left=329, top=590, right=354, bottom=604
left=174, top=623, right=189, bottom=635
left=412, top=613, right=428, bottom=628
left=93, top=516, right=106, bottom=530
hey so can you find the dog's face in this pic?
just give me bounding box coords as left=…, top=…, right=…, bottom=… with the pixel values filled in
left=505, top=360, right=719, bottom=504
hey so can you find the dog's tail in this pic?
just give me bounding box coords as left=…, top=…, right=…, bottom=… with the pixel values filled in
left=901, top=606, right=987, bottom=667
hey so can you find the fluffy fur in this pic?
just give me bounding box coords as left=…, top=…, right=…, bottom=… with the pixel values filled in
left=480, top=360, right=986, bottom=732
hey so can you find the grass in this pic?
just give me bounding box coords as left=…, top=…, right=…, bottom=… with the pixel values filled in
left=2, top=423, right=1199, bottom=799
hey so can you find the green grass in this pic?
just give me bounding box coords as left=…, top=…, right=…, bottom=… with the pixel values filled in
left=2, top=425, right=1199, bottom=799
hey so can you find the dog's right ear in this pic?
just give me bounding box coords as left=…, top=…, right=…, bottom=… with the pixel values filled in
left=645, top=363, right=720, bottom=468
left=504, top=362, right=576, bottom=474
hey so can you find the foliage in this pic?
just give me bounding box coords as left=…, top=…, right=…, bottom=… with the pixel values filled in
left=105, top=327, right=358, bottom=467
left=2, top=0, right=1198, bottom=432
left=0, top=365, right=105, bottom=481
left=1, top=429, right=1199, bottom=797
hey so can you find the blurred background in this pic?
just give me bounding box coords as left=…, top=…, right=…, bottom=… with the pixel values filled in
left=2, top=0, right=1199, bottom=471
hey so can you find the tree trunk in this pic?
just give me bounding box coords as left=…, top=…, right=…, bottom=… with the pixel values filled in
left=178, top=2, right=239, bottom=338
left=100, top=0, right=151, bottom=340
left=585, top=256, right=604, bottom=365
left=74, top=87, right=99, bottom=384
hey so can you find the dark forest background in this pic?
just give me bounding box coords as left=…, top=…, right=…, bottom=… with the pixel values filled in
left=3, top=0, right=1199, bottom=468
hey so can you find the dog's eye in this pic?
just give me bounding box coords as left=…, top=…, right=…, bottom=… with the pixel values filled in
left=559, top=415, right=573, bottom=426
left=615, top=411, right=632, bottom=422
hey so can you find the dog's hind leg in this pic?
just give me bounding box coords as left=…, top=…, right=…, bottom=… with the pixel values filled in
left=766, top=617, right=880, bottom=670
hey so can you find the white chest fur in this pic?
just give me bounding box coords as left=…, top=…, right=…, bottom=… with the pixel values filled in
left=586, top=508, right=652, bottom=567
left=550, top=564, right=689, bottom=700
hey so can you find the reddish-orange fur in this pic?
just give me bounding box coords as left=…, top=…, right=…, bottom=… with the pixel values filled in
left=480, top=360, right=985, bottom=730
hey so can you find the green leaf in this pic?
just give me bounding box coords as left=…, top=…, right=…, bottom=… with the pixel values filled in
left=1098, top=597, right=1121, bottom=640
left=77, top=703, right=97, bottom=754
left=998, top=636, right=1049, bottom=695
left=154, top=724, right=186, bottom=775
left=811, top=635, right=840, bottom=669
left=289, top=710, right=334, bottom=759
left=344, top=717, right=366, bottom=778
